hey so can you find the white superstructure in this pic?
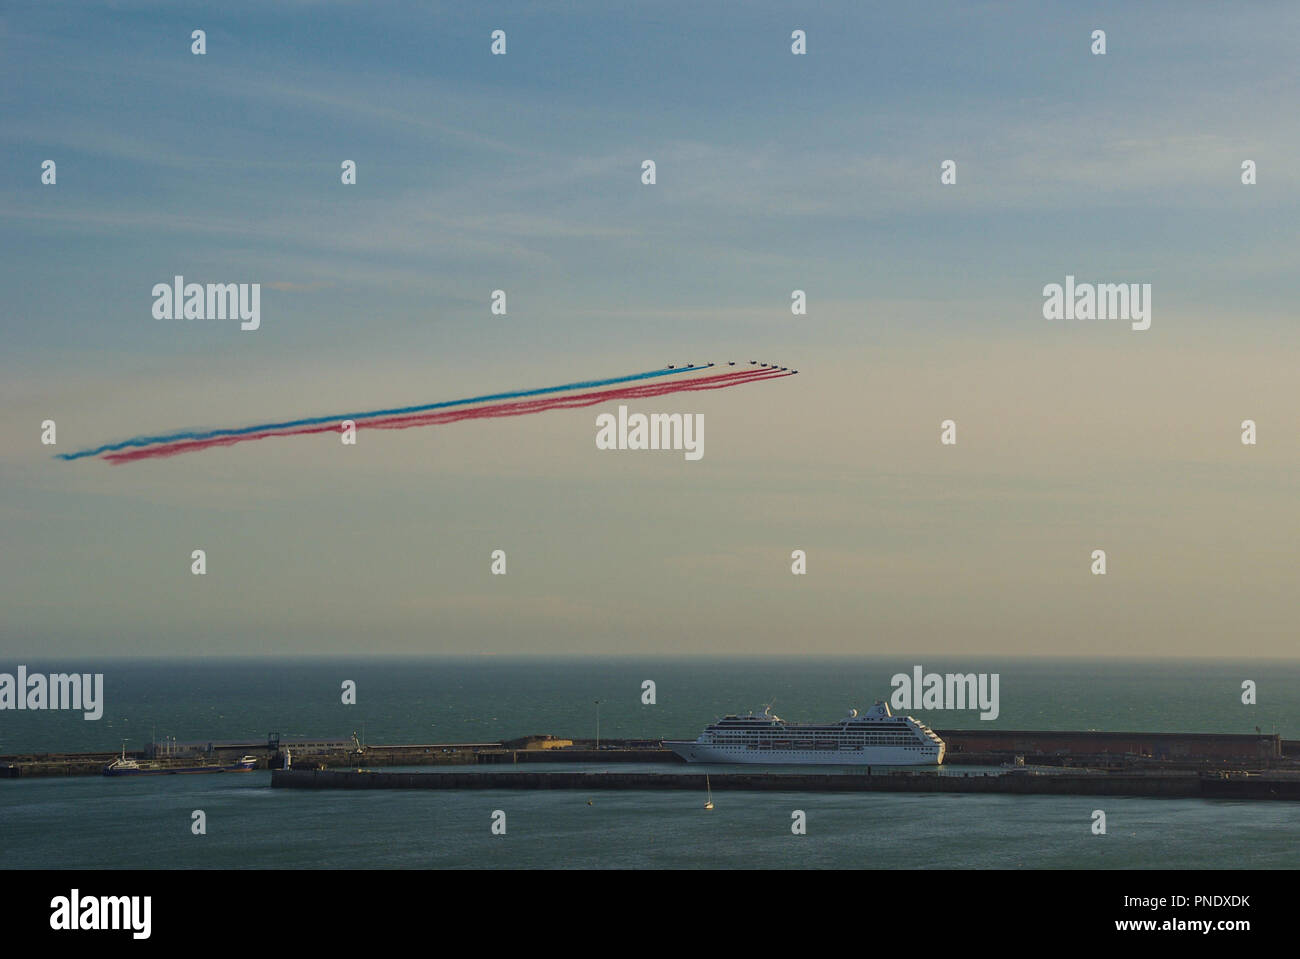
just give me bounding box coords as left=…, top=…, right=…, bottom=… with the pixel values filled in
left=665, top=701, right=944, bottom=766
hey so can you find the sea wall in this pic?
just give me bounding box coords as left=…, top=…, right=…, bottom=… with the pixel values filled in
left=937, top=729, right=1280, bottom=761
left=270, top=768, right=1300, bottom=800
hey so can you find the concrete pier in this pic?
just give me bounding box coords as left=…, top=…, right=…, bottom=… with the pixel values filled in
left=477, top=748, right=672, bottom=764
left=4, top=729, right=1294, bottom=779
left=0, top=752, right=124, bottom=778
left=271, top=768, right=1300, bottom=800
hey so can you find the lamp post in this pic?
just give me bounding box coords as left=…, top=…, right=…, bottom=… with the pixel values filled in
left=595, top=700, right=600, bottom=752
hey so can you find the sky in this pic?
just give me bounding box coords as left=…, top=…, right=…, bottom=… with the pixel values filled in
left=2, top=1, right=1298, bottom=658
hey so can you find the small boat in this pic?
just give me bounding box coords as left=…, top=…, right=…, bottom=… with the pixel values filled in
left=704, top=774, right=714, bottom=810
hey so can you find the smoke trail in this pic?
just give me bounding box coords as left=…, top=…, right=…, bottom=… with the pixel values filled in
left=58, top=364, right=703, bottom=462
left=88, top=367, right=793, bottom=465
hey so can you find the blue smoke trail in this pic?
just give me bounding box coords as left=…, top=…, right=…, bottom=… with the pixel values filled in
left=58, top=366, right=698, bottom=462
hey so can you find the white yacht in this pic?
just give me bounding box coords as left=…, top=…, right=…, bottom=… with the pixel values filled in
left=665, top=701, right=945, bottom=766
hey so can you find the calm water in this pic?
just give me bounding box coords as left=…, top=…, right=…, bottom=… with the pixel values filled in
left=2, top=658, right=1297, bottom=869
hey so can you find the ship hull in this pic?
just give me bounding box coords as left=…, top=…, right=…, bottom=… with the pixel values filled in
left=664, top=742, right=944, bottom=766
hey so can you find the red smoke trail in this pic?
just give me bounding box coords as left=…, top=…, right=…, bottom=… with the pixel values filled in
left=361, top=368, right=783, bottom=431
left=102, top=368, right=792, bottom=464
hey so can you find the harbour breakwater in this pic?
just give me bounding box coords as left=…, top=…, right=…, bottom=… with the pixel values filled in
left=6, top=729, right=1295, bottom=779
left=271, top=768, right=1300, bottom=801
left=0, top=751, right=126, bottom=778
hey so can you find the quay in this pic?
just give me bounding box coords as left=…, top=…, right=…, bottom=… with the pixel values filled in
left=5, top=729, right=1298, bottom=779
left=271, top=767, right=1300, bottom=801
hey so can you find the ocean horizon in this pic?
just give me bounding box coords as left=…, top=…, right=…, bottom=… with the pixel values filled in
left=2, top=656, right=1295, bottom=755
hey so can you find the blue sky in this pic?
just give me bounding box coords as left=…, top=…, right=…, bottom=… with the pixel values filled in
left=2, top=1, right=1298, bottom=657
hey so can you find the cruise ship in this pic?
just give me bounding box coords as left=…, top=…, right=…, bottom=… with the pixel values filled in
left=664, top=701, right=945, bottom=766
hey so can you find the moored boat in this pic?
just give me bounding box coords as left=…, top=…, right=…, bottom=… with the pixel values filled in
left=103, top=748, right=258, bottom=776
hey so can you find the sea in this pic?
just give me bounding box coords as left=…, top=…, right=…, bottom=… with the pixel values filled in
left=1, top=657, right=1297, bottom=869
